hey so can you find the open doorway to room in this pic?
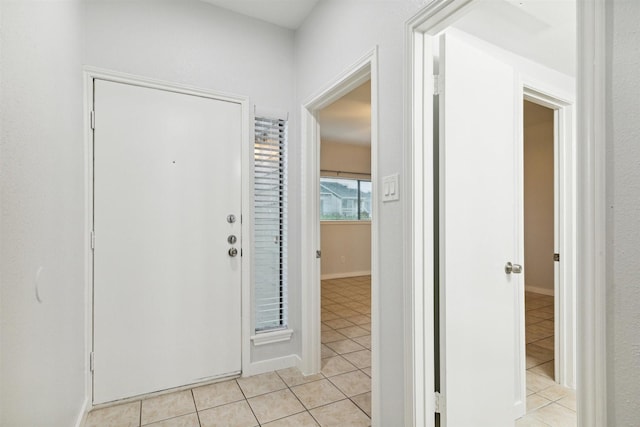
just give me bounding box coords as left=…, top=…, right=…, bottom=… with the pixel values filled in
left=522, top=99, right=577, bottom=419
left=315, top=80, right=373, bottom=419
left=300, top=50, right=377, bottom=423
left=523, top=101, right=556, bottom=359
left=405, top=1, right=579, bottom=425
left=523, top=100, right=556, bottom=383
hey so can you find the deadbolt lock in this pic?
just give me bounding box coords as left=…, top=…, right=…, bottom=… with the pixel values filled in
left=228, top=235, right=237, bottom=244
left=227, top=214, right=236, bottom=224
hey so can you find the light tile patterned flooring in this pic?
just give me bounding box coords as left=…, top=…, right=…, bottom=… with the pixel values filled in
left=85, top=276, right=371, bottom=427
left=88, top=279, right=578, bottom=426
left=518, top=291, right=576, bottom=426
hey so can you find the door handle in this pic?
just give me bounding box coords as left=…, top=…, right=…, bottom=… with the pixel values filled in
left=228, top=248, right=238, bottom=257
left=505, top=262, right=522, bottom=274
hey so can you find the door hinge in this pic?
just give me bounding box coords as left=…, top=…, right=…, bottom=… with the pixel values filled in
left=316, top=250, right=321, bottom=259
left=554, top=253, right=560, bottom=262
left=434, top=391, right=444, bottom=413
left=90, top=110, right=95, bottom=130
left=433, top=74, right=443, bottom=96
left=90, top=352, right=95, bottom=373
left=91, top=230, right=95, bottom=250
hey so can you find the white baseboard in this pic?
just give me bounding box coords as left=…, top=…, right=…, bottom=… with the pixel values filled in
left=321, top=270, right=371, bottom=280
left=513, top=399, right=526, bottom=420
left=525, top=285, right=554, bottom=296
left=242, top=354, right=299, bottom=378
left=74, top=397, right=90, bottom=427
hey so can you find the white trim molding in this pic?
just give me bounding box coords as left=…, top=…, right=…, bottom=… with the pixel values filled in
left=523, top=86, right=577, bottom=390
left=250, top=329, right=294, bottom=346
left=576, top=0, right=608, bottom=425
left=300, top=48, right=380, bottom=425
left=242, top=355, right=300, bottom=378
left=403, top=12, right=434, bottom=427
left=73, top=397, right=90, bottom=427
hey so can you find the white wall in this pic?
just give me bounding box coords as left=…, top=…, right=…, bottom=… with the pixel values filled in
left=524, top=101, right=555, bottom=294
left=294, top=1, right=423, bottom=423
left=85, top=1, right=294, bottom=116
left=1, top=2, right=298, bottom=424
left=321, top=141, right=371, bottom=278
left=0, top=1, right=87, bottom=426
left=606, top=0, right=640, bottom=424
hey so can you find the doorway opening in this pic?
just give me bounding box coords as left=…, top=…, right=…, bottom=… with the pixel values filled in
left=317, top=80, right=373, bottom=418
left=523, top=100, right=556, bottom=382
left=428, top=28, right=577, bottom=423
left=405, top=1, right=581, bottom=424
left=300, top=49, right=379, bottom=423
left=523, top=99, right=576, bottom=419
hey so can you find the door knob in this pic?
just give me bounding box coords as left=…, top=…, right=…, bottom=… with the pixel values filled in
left=505, top=262, right=523, bottom=274
left=228, top=248, right=238, bottom=257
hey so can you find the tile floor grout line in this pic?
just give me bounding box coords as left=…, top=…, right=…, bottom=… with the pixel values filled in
left=282, top=372, right=319, bottom=425
left=190, top=389, right=203, bottom=427
left=144, top=411, right=200, bottom=427
left=276, top=364, right=342, bottom=426
left=348, top=395, right=371, bottom=419
left=234, top=377, right=263, bottom=426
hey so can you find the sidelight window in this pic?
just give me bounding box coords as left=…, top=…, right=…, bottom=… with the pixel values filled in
left=254, top=116, right=288, bottom=332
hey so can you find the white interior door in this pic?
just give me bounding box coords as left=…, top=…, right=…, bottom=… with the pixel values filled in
left=93, top=79, right=242, bottom=404
left=439, top=31, right=520, bottom=426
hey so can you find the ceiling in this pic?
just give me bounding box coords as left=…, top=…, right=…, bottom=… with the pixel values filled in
left=201, top=0, right=575, bottom=76
left=453, top=0, right=576, bottom=76
left=200, top=0, right=319, bottom=29
left=199, top=0, right=574, bottom=144
left=319, top=81, right=372, bottom=146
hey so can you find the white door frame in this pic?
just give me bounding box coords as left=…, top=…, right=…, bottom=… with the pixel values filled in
left=83, top=67, right=252, bottom=405
left=522, top=88, right=577, bottom=390
left=404, top=0, right=607, bottom=426
left=300, top=48, right=380, bottom=422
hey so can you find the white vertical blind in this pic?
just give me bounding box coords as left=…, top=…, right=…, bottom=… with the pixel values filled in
left=254, top=116, right=288, bottom=332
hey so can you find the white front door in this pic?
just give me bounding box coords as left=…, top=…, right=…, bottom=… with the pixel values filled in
left=93, top=79, right=242, bottom=404
left=439, top=31, right=520, bottom=426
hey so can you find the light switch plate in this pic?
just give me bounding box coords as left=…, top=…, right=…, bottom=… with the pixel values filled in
left=382, top=174, right=400, bottom=202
